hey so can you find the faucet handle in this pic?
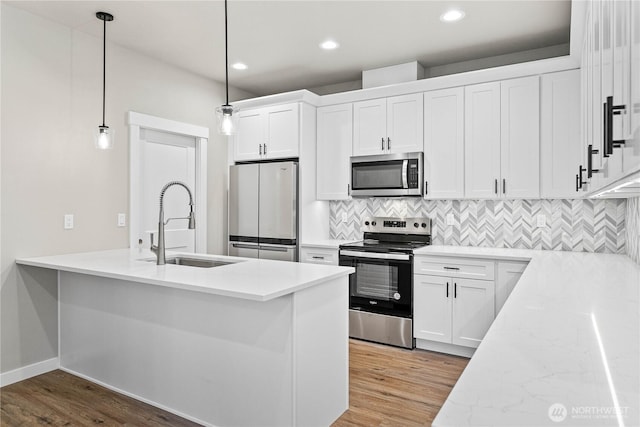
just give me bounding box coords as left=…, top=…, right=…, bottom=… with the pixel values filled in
left=150, top=233, right=158, bottom=254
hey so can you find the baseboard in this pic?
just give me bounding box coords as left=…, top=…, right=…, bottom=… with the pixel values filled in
left=415, top=339, right=476, bottom=358
left=59, top=367, right=214, bottom=427
left=0, top=357, right=59, bottom=387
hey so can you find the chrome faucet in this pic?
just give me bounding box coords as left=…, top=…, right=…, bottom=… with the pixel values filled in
left=150, top=181, right=195, bottom=265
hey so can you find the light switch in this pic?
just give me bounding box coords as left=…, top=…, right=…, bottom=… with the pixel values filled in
left=446, top=213, right=455, bottom=226
left=118, top=213, right=126, bottom=227
left=536, top=214, right=547, bottom=228
left=64, top=214, right=74, bottom=230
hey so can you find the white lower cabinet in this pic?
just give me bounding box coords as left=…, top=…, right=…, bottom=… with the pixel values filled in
left=495, top=260, right=528, bottom=316
left=414, top=256, right=496, bottom=350
left=299, top=246, right=339, bottom=265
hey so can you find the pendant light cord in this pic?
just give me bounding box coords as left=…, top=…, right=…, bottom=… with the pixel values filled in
left=224, top=0, right=229, bottom=107
left=102, top=17, right=107, bottom=127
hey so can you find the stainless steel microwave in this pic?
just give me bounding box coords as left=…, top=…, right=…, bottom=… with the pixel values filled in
left=350, top=152, right=423, bottom=197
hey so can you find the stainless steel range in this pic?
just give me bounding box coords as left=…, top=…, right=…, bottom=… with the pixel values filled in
left=339, top=217, right=431, bottom=349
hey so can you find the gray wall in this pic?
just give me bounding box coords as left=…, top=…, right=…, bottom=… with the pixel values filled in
left=0, top=4, right=251, bottom=374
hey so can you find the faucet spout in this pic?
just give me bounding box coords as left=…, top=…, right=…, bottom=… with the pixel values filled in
left=152, top=181, right=196, bottom=265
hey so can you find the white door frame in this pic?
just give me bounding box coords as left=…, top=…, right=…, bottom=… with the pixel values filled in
left=127, top=111, right=209, bottom=253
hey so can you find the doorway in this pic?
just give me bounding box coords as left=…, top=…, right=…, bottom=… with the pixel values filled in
left=128, top=111, right=208, bottom=253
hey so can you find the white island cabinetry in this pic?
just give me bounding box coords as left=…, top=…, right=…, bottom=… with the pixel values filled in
left=16, top=249, right=352, bottom=427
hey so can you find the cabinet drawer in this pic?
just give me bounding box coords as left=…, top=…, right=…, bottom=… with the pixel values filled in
left=300, top=247, right=338, bottom=265
left=414, top=256, right=495, bottom=281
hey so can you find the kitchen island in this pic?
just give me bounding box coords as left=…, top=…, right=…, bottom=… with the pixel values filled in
left=16, top=249, right=354, bottom=427
left=416, top=246, right=640, bottom=426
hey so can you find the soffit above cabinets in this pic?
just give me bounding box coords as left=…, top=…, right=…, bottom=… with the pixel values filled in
left=7, top=0, right=571, bottom=96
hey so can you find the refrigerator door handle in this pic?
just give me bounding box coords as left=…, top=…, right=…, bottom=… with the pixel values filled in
left=258, top=245, right=290, bottom=252
left=231, top=243, right=259, bottom=250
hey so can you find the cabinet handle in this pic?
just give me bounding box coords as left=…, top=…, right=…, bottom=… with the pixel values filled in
left=347, top=184, right=351, bottom=196
left=603, top=102, right=609, bottom=157
left=259, top=144, right=263, bottom=155
left=606, top=96, right=627, bottom=153
left=443, top=266, right=460, bottom=271
left=494, top=179, right=498, bottom=195
left=381, top=137, right=385, bottom=151
left=264, top=143, right=267, bottom=156
left=502, top=179, right=506, bottom=194
left=575, top=174, right=580, bottom=192
left=587, top=144, right=601, bottom=178
left=311, top=256, right=325, bottom=260
left=454, top=283, right=457, bottom=298
left=425, top=181, right=428, bottom=195
left=577, top=165, right=587, bottom=189
left=446, top=282, right=449, bottom=298
left=387, top=137, right=391, bottom=150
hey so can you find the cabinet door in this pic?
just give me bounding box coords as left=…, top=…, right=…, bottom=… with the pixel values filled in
left=413, top=275, right=452, bottom=343
left=451, top=278, right=495, bottom=348
left=424, top=88, right=464, bottom=199
left=500, top=76, right=540, bottom=198
left=353, top=98, right=387, bottom=156
left=464, top=82, right=501, bottom=199
left=235, top=109, right=263, bottom=161
left=541, top=70, right=582, bottom=198
left=624, top=0, right=640, bottom=174
left=592, top=0, right=605, bottom=176
left=387, top=93, right=424, bottom=153
left=495, top=261, right=527, bottom=316
left=264, top=103, right=299, bottom=159
left=317, top=104, right=352, bottom=200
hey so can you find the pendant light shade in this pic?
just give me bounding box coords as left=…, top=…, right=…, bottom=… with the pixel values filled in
left=217, top=0, right=237, bottom=136
left=95, top=11, right=114, bottom=149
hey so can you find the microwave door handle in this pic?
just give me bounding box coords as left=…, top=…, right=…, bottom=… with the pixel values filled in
left=402, top=160, right=408, bottom=189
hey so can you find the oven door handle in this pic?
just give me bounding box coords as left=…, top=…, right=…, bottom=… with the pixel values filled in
left=402, top=160, right=409, bottom=189
left=340, top=250, right=411, bottom=261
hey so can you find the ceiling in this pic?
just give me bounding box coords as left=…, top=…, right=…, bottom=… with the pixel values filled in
left=7, top=1, right=572, bottom=97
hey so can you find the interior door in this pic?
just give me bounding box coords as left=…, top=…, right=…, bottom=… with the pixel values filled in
left=259, top=162, right=297, bottom=241
left=139, top=128, right=196, bottom=252
left=229, top=163, right=259, bottom=239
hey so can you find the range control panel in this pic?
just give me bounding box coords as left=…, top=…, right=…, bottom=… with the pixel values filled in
left=362, top=217, right=431, bottom=234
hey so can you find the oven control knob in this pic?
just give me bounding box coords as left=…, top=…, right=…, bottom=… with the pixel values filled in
left=371, top=221, right=377, bottom=226
left=364, top=221, right=370, bottom=226
left=414, top=222, right=419, bottom=228
left=393, top=292, right=401, bottom=301
left=421, top=222, right=427, bottom=228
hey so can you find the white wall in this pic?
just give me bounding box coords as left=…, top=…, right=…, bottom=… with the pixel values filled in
left=0, top=4, right=251, bottom=373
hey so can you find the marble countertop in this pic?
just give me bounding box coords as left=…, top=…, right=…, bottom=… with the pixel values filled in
left=301, top=239, right=359, bottom=249
left=421, top=246, right=640, bottom=426
left=16, top=249, right=354, bottom=302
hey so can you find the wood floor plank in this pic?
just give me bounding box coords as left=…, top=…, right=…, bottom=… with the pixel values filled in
left=1, top=339, right=468, bottom=426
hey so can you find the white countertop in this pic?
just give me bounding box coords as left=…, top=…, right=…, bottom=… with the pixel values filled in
left=301, top=239, right=358, bottom=249
left=16, top=249, right=354, bottom=302
left=420, top=246, right=640, bottom=426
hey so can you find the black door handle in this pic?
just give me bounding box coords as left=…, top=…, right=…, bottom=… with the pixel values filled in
left=587, top=144, right=601, bottom=178
left=381, top=137, right=384, bottom=151
left=502, top=179, right=506, bottom=194
left=425, top=181, right=428, bottom=195
left=494, top=179, right=498, bottom=195
left=577, top=165, right=587, bottom=189
left=446, top=282, right=449, bottom=298
left=454, top=283, right=457, bottom=298
left=606, top=96, right=627, bottom=155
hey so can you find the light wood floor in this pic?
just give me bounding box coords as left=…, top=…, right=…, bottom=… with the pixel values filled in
left=1, top=340, right=468, bottom=426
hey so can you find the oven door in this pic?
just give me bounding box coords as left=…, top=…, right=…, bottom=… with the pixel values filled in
left=339, top=250, right=412, bottom=317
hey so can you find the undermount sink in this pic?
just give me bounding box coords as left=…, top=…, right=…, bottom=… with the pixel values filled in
left=146, top=256, right=240, bottom=268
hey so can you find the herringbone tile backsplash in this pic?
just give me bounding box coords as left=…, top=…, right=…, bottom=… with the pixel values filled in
left=627, top=198, right=640, bottom=264
left=330, top=199, right=627, bottom=254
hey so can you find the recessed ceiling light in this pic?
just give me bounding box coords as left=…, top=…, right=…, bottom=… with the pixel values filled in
left=440, top=8, right=465, bottom=23
left=320, top=40, right=339, bottom=50
left=232, top=62, right=247, bottom=70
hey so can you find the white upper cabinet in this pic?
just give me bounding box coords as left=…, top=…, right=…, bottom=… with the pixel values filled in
left=464, top=77, right=540, bottom=199
left=623, top=0, right=640, bottom=174
left=541, top=70, right=582, bottom=198
left=316, top=103, right=353, bottom=200
left=424, top=87, right=465, bottom=199
left=233, top=103, right=299, bottom=162
left=464, top=82, right=501, bottom=199
left=353, top=94, right=423, bottom=156
left=501, top=76, right=540, bottom=198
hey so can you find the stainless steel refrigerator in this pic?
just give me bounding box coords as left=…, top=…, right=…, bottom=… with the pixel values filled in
left=228, top=161, right=298, bottom=262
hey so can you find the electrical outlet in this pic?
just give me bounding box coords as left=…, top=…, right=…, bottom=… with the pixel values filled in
left=341, top=212, right=348, bottom=223
left=536, top=214, right=547, bottom=228
left=446, top=213, right=455, bottom=226
left=64, top=214, right=74, bottom=230
left=118, top=213, right=126, bottom=227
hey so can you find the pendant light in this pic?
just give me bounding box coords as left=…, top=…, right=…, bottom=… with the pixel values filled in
left=216, top=0, right=238, bottom=135
left=95, top=11, right=114, bottom=150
